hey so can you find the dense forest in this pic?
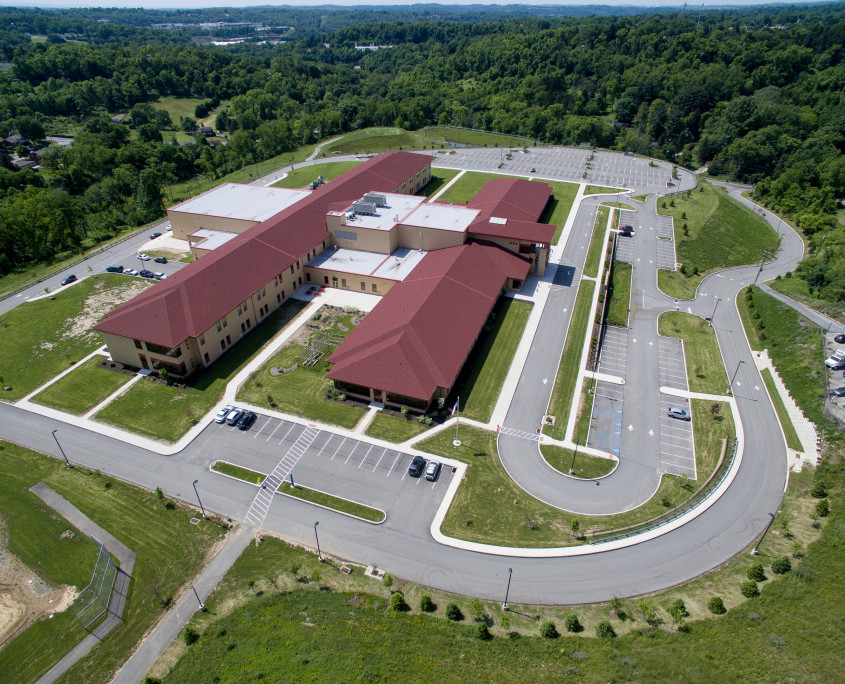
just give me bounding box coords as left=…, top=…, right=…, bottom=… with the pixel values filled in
left=0, top=4, right=843, bottom=302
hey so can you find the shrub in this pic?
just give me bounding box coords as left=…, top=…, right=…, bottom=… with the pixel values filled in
left=539, top=620, right=559, bottom=639
left=816, top=499, right=829, bottom=517
left=667, top=599, right=687, bottom=625
left=810, top=482, right=828, bottom=498
left=639, top=599, right=659, bottom=624
left=183, top=627, right=200, bottom=645
left=500, top=611, right=511, bottom=632
left=708, top=596, right=726, bottom=615
left=156, top=486, right=164, bottom=499
left=475, top=622, right=492, bottom=640
left=595, top=620, right=615, bottom=638
left=747, top=563, right=766, bottom=582
left=445, top=602, right=463, bottom=621
left=382, top=573, right=394, bottom=590
left=740, top=580, right=760, bottom=598
left=419, top=594, right=434, bottom=612
left=389, top=592, right=406, bottom=612
left=564, top=612, right=583, bottom=633
left=771, top=557, right=792, bottom=575
left=469, top=597, right=486, bottom=622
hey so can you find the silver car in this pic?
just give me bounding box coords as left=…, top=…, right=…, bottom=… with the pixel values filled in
left=425, top=460, right=441, bottom=481
left=215, top=405, right=234, bottom=423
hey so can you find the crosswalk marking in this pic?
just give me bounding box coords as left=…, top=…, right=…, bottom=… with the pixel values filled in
left=500, top=426, right=540, bottom=442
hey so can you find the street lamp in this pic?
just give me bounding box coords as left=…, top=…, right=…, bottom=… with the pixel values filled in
left=709, top=297, right=720, bottom=327
left=502, top=567, right=513, bottom=611
left=51, top=429, right=72, bottom=468
left=314, top=521, right=323, bottom=562
left=192, top=479, right=207, bottom=519
left=751, top=512, right=776, bottom=555
left=728, top=360, right=744, bottom=394
left=569, top=438, right=579, bottom=475
left=190, top=584, right=206, bottom=611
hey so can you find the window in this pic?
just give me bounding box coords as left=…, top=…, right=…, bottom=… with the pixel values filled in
left=372, top=284, right=377, bottom=292
left=246, top=319, right=251, bottom=329
left=277, top=293, right=281, bottom=303
left=296, top=262, right=300, bottom=270
left=237, top=304, right=242, bottom=315
left=361, top=282, right=366, bottom=291
left=222, top=318, right=227, bottom=328
left=134, top=339, right=143, bottom=349
left=324, top=276, right=329, bottom=284
left=216, top=321, right=222, bottom=333
left=290, top=265, right=294, bottom=274
left=306, top=273, right=311, bottom=282
left=226, top=335, right=231, bottom=345
left=336, top=230, right=357, bottom=241
left=298, top=276, right=302, bottom=286
left=203, top=352, right=210, bottom=364
left=220, top=340, right=226, bottom=351
left=512, top=280, right=522, bottom=289
left=199, top=333, right=205, bottom=345
left=341, top=278, right=347, bottom=288
left=241, top=322, right=246, bottom=333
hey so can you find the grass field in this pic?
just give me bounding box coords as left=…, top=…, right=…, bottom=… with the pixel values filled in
left=606, top=261, right=631, bottom=328
left=454, top=299, right=533, bottom=423
left=540, top=180, right=580, bottom=245
left=690, top=399, right=735, bottom=482
left=436, top=171, right=506, bottom=203
left=425, top=126, right=535, bottom=148
left=0, top=442, right=225, bottom=684
left=658, top=312, right=729, bottom=395
left=365, top=414, right=429, bottom=443
left=420, top=167, right=461, bottom=197
left=761, top=368, right=804, bottom=452
left=583, top=207, right=609, bottom=278
left=544, top=281, right=595, bottom=440
left=768, top=275, right=845, bottom=323
left=30, top=357, right=133, bottom=415
left=657, top=269, right=697, bottom=299
left=319, top=127, right=425, bottom=156
left=0, top=275, right=151, bottom=402
left=94, top=300, right=307, bottom=442
left=540, top=445, right=616, bottom=479
left=150, top=96, right=228, bottom=127
left=211, top=461, right=265, bottom=485
left=657, top=182, right=779, bottom=299
left=279, top=482, right=385, bottom=523
left=585, top=185, right=626, bottom=195
left=236, top=309, right=365, bottom=429
left=271, top=161, right=361, bottom=189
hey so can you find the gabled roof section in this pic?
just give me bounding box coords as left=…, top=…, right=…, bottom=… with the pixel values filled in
left=469, top=217, right=555, bottom=245
left=95, top=152, right=431, bottom=348
left=467, top=177, right=551, bottom=223
left=326, top=242, right=530, bottom=402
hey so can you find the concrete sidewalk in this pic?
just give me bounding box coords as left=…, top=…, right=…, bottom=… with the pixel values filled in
left=31, top=483, right=136, bottom=684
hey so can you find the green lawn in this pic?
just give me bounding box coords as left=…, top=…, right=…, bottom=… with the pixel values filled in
left=540, top=180, right=580, bottom=245
left=657, top=182, right=779, bottom=299
left=0, top=275, right=151, bottom=402
left=768, top=274, right=845, bottom=323
left=657, top=269, right=698, bottom=299
left=212, top=461, right=265, bottom=485
left=319, top=127, right=425, bottom=156
left=151, top=96, right=228, bottom=126
left=540, top=445, right=616, bottom=479
left=606, top=261, right=631, bottom=328
left=583, top=207, right=609, bottom=278
left=425, top=126, right=535, bottom=148
left=761, top=368, right=804, bottom=452
left=454, top=298, right=532, bottom=423
left=631, top=193, right=651, bottom=202
left=658, top=312, right=728, bottom=395
left=419, top=167, right=461, bottom=197
left=436, top=171, right=508, bottom=203
left=690, top=399, right=735, bottom=482
left=279, top=482, right=385, bottom=523
left=585, top=185, right=626, bottom=195
left=572, top=377, right=596, bottom=445
left=0, top=442, right=225, bottom=684
left=271, top=161, right=362, bottom=189
left=544, top=281, right=595, bottom=440
left=30, top=357, right=133, bottom=415
left=365, top=414, right=430, bottom=443
left=94, top=300, right=308, bottom=442
left=236, top=309, right=365, bottom=429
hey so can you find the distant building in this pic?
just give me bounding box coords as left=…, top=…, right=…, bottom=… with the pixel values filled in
left=197, top=126, right=214, bottom=137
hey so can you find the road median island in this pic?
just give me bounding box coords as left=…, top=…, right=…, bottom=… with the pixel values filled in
left=605, top=261, right=631, bottom=328
left=539, top=444, right=616, bottom=479
left=760, top=368, right=804, bottom=452
left=657, top=312, right=729, bottom=394
left=582, top=207, right=610, bottom=278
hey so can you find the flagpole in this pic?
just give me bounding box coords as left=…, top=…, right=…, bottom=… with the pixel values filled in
left=453, top=396, right=461, bottom=447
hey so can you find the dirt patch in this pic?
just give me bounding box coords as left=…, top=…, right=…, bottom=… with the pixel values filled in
left=0, top=545, right=77, bottom=648
left=63, top=279, right=151, bottom=342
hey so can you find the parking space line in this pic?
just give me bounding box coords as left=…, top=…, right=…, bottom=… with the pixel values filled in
left=253, top=416, right=272, bottom=438
left=388, top=453, right=401, bottom=476
left=316, top=434, right=334, bottom=458
left=265, top=419, right=284, bottom=441
left=344, top=442, right=360, bottom=464
left=276, top=423, right=296, bottom=445
left=358, top=444, right=374, bottom=468
left=373, top=450, right=385, bottom=472
left=331, top=436, right=347, bottom=460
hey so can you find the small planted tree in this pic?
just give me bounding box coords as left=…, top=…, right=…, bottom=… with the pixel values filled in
left=570, top=518, right=580, bottom=536
left=771, top=557, right=792, bottom=575
left=747, top=563, right=766, bottom=582
left=419, top=594, right=435, bottom=612
left=499, top=611, right=511, bottom=632
left=539, top=620, right=559, bottom=639
left=811, top=482, right=828, bottom=498
left=639, top=599, right=659, bottom=624
left=475, top=622, right=492, bottom=640
left=445, top=602, right=463, bottom=621
left=816, top=498, right=829, bottom=517
left=469, top=597, right=486, bottom=622
left=389, top=592, right=406, bottom=612
left=595, top=620, right=615, bottom=638
left=707, top=596, right=726, bottom=615
left=564, top=612, right=583, bottom=633
left=382, top=573, right=394, bottom=592
left=667, top=599, right=687, bottom=625
left=740, top=580, right=760, bottom=598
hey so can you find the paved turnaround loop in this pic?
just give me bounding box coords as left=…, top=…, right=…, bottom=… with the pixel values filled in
left=0, top=149, right=806, bottom=607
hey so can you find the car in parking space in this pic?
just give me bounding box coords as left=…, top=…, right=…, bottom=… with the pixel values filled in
left=237, top=411, right=257, bottom=430
left=425, top=459, right=441, bottom=481
left=105, top=265, right=123, bottom=273
left=831, top=387, right=845, bottom=398
left=60, top=274, right=77, bottom=286
left=124, top=268, right=138, bottom=276
left=824, top=350, right=845, bottom=368
left=667, top=406, right=691, bottom=421
left=619, top=225, right=635, bottom=237
left=215, top=405, right=234, bottom=423
left=153, top=272, right=166, bottom=280
left=835, top=334, right=845, bottom=344
left=137, top=253, right=150, bottom=261
left=153, top=256, right=167, bottom=264
left=149, top=232, right=162, bottom=240
left=226, top=408, right=244, bottom=426
left=530, top=167, right=536, bottom=173
left=139, top=269, right=155, bottom=279
left=829, top=360, right=845, bottom=371
left=408, top=455, right=426, bottom=477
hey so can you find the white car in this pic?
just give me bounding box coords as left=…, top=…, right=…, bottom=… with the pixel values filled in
left=215, top=405, right=234, bottom=423
left=154, top=272, right=166, bottom=280
left=137, top=253, right=150, bottom=261
left=425, top=459, right=441, bottom=481
left=124, top=268, right=138, bottom=276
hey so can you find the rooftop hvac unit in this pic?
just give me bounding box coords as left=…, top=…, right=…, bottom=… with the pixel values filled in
left=363, top=192, right=387, bottom=207
left=351, top=201, right=378, bottom=216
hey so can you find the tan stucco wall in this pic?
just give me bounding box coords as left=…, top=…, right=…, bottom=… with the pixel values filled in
left=330, top=223, right=395, bottom=254
left=396, top=224, right=465, bottom=251
left=169, top=211, right=256, bottom=241
left=306, top=267, right=397, bottom=296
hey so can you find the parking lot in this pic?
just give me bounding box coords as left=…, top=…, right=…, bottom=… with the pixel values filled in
left=586, top=326, right=628, bottom=455
left=614, top=227, right=636, bottom=264
left=657, top=336, right=689, bottom=392
left=597, top=325, right=629, bottom=378
left=655, top=215, right=677, bottom=271
left=658, top=395, right=696, bottom=478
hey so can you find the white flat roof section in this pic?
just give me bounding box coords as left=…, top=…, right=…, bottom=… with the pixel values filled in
left=343, top=193, right=425, bottom=231
left=170, top=183, right=311, bottom=223
left=308, top=246, right=427, bottom=282
left=402, top=203, right=479, bottom=233
left=188, top=228, right=241, bottom=251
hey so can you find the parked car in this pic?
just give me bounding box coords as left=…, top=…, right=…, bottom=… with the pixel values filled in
left=829, top=360, right=845, bottom=371
left=530, top=167, right=536, bottom=173
left=215, top=405, right=234, bottom=423
left=408, top=455, right=426, bottom=477
left=619, top=226, right=635, bottom=237
left=60, top=274, right=77, bottom=286
left=139, top=269, right=155, bottom=279
left=105, top=265, right=123, bottom=273
left=124, top=268, right=138, bottom=276
left=835, top=334, right=845, bottom=344
left=149, top=232, right=162, bottom=240
left=153, top=256, right=167, bottom=264
left=425, top=460, right=441, bottom=481
left=237, top=411, right=257, bottom=430
left=226, top=408, right=244, bottom=426
left=153, top=272, right=166, bottom=280
left=137, top=253, right=150, bottom=261
left=667, top=406, right=690, bottom=421
left=824, top=350, right=845, bottom=368
left=831, top=387, right=845, bottom=398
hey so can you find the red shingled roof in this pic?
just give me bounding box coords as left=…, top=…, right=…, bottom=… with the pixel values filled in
left=94, top=152, right=431, bottom=347
left=326, top=242, right=530, bottom=403
left=466, top=177, right=551, bottom=222
left=468, top=217, right=555, bottom=245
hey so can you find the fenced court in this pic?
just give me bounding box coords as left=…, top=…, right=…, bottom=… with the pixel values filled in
left=73, top=537, right=118, bottom=630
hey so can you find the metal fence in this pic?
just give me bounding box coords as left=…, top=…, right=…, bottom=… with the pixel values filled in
left=73, top=537, right=118, bottom=629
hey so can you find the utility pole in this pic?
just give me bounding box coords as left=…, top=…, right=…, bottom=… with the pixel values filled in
left=751, top=512, right=776, bottom=555
left=51, top=430, right=72, bottom=468
left=753, top=251, right=768, bottom=285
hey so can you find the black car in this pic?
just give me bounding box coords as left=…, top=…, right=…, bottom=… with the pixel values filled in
left=831, top=387, right=845, bottom=398
left=149, top=232, right=162, bottom=239
left=835, top=334, right=845, bottom=344
left=105, top=265, right=123, bottom=273
left=139, top=269, right=155, bottom=279
left=408, top=455, right=426, bottom=477
left=153, top=256, right=167, bottom=264
left=619, top=229, right=634, bottom=237
left=237, top=411, right=257, bottom=430
left=60, top=274, right=76, bottom=286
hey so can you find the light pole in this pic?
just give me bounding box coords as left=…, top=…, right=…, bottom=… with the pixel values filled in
left=192, top=479, right=207, bottom=519
left=190, top=584, right=206, bottom=611
left=314, top=521, right=323, bottom=562
left=751, top=512, right=776, bottom=555
left=569, top=438, right=579, bottom=475
left=502, top=567, right=513, bottom=611
left=729, top=360, right=744, bottom=394
left=51, top=429, right=72, bottom=468
left=709, top=297, right=720, bottom=327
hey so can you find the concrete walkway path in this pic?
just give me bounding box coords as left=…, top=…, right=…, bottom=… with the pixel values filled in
left=31, top=484, right=136, bottom=684
left=111, top=526, right=253, bottom=684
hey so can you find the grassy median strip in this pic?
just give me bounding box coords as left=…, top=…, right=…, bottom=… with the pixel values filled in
left=585, top=185, right=626, bottom=195
left=212, top=461, right=266, bottom=485
left=544, top=281, right=595, bottom=440
left=365, top=414, right=429, bottom=443
left=539, top=445, right=616, bottom=479
left=572, top=377, right=596, bottom=445
left=582, top=207, right=609, bottom=278
left=658, top=312, right=728, bottom=395
left=761, top=368, right=804, bottom=452
left=457, top=298, right=532, bottom=423
left=606, top=261, right=631, bottom=327
left=690, top=399, right=735, bottom=482
left=31, top=357, right=133, bottom=415
left=279, top=482, right=385, bottom=523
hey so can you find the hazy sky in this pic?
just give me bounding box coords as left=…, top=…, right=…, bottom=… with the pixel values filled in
left=0, top=1, right=815, bottom=9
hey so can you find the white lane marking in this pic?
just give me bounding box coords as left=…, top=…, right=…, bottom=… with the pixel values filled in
left=253, top=416, right=272, bottom=438
left=276, top=423, right=296, bottom=445
left=331, top=436, right=347, bottom=461
left=345, top=441, right=360, bottom=464
left=373, top=450, right=385, bottom=472
left=388, top=453, right=401, bottom=476
left=359, top=444, right=374, bottom=468
left=266, top=419, right=283, bottom=441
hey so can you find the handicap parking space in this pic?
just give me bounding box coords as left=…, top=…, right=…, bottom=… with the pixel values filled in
left=657, top=337, right=689, bottom=392
left=598, top=326, right=629, bottom=378
left=586, top=380, right=624, bottom=456
left=658, top=395, right=696, bottom=478
left=655, top=215, right=677, bottom=271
